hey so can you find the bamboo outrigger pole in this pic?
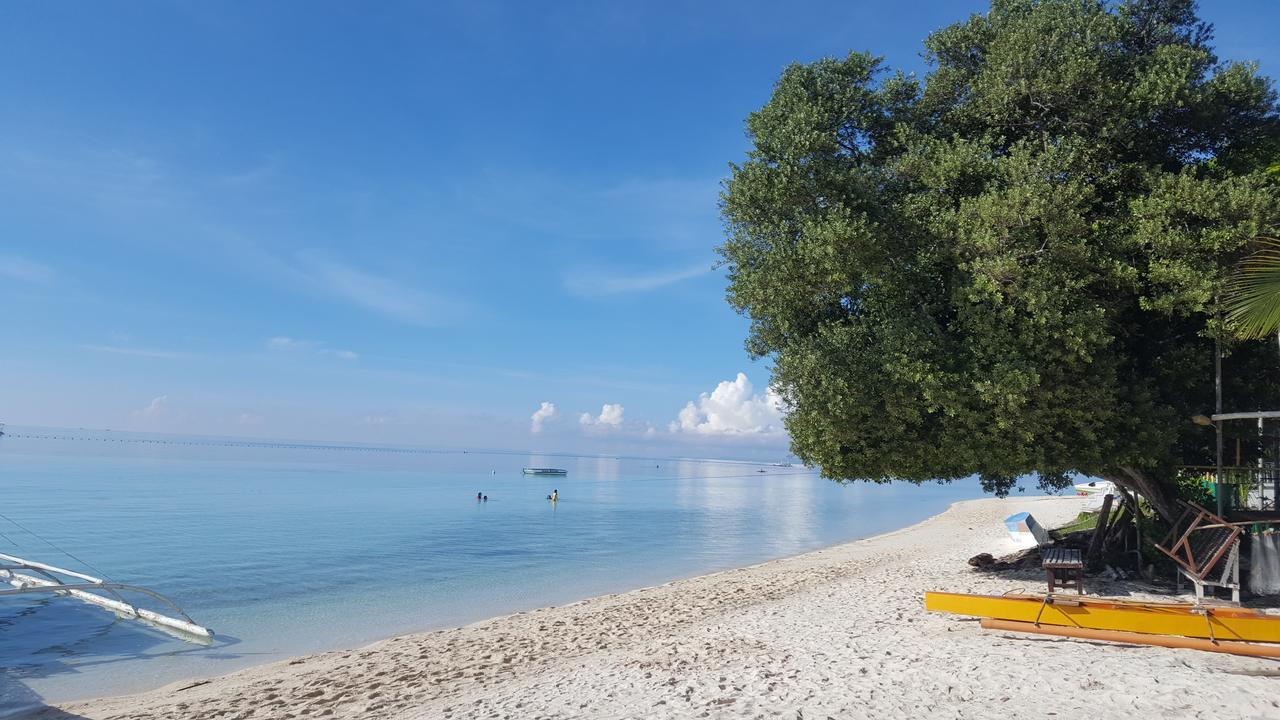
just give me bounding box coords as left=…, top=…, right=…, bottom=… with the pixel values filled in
left=0, top=552, right=213, bottom=641
left=981, top=618, right=1280, bottom=658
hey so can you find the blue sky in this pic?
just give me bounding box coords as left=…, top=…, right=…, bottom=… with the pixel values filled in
left=2, top=1, right=1278, bottom=458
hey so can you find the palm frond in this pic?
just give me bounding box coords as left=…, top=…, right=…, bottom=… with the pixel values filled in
left=1225, top=236, right=1280, bottom=340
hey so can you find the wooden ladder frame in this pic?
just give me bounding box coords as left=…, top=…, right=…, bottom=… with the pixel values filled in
left=1155, top=501, right=1241, bottom=581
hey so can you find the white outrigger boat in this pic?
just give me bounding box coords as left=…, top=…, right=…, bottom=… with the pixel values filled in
left=0, top=552, right=213, bottom=642
left=1073, top=480, right=1116, bottom=496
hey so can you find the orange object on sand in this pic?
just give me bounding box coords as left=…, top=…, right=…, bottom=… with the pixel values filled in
left=980, top=618, right=1280, bottom=658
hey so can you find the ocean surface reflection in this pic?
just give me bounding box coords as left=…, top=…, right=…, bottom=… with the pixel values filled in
left=0, top=428, right=984, bottom=710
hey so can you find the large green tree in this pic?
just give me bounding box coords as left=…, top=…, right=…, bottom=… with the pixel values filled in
left=720, top=0, right=1280, bottom=521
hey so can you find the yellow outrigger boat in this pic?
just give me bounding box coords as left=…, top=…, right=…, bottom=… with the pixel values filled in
left=925, top=591, right=1280, bottom=643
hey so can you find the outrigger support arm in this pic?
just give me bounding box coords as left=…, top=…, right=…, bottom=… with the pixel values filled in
left=0, top=552, right=213, bottom=642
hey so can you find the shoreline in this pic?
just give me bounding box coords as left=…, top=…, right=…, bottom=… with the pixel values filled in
left=32, top=495, right=1280, bottom=719
left=20, top=494, right=973, bottom=714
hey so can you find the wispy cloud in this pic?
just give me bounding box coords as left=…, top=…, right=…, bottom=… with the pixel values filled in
left=3, top=140, right=281, bottom=221
left=564, top=264, right=710, bottom=297
left=293, top=254, right=464, bottom=326
left=265, top=336, right=358, bottom=361
left=0, top=255, right=56, bottom=284
left=414, top=172, right=722, bottom=251
left=83, top=344, right=189, bottom=360
left=267, top=336, right=304, bottom=350
left=133, top=395, right=169, bottom=418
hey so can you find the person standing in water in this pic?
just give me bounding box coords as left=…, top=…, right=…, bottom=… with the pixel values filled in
left=476, top=492, right=483, bottom=501
left=551, top=489, right=558, bottom=502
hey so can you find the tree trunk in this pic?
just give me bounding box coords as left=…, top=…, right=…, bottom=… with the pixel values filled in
left=1101, top=466, right=1180, bottom=524
left=1086, top=493, right=1115, bottom=572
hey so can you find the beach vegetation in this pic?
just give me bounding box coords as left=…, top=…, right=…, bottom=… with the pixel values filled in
left=719, top=0, right=1280, bottom=522
left=1051, top=512, right=1100, bottom=538
left=1225, top=236, right=1280, bottom=339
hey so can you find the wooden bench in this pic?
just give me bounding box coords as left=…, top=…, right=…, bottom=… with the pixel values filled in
left=1042, top=547, right=1084, bottom=594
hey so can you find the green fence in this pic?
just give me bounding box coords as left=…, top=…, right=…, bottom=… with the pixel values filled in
left=1177, top=465, right=1279, bottom=513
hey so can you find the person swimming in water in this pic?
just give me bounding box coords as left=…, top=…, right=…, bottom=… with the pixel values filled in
left=477, top=492, right=483, bottom=501
left=483, top=495, right=488, bottom=502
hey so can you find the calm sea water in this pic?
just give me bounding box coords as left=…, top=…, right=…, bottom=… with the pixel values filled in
left=0, top=427, right=984, bottom=714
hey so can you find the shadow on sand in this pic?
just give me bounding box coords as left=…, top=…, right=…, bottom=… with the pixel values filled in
left=0, top=674, right=89, bottom=720
left=1, top=598, right=243, bottom=720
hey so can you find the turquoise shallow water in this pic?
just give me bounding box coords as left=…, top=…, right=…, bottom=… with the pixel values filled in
left=0, top=427, right=984, bottom=713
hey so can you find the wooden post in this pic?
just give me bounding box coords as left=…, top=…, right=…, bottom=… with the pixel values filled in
left=1086, top=494, right=1115, bottom=572
left=1216, top=336, right=1225, bottom=517
left=1106, top=504, right=1130, bottom=546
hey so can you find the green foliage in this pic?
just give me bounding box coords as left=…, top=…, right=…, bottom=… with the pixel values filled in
left=720, top=0, right=1280, bottom=515
left=1225, top=236, right=1280, bottom=339
left=1052, top=511, right=1101, bottom=538
left=1172, top=467, right=1216, bottom=508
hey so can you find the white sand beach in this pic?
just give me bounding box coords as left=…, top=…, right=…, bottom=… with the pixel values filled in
left=38, top=496, right=1280, bottom=720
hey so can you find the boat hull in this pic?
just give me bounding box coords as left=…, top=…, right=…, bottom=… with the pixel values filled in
left=925, top=591, right=1280, bottom=643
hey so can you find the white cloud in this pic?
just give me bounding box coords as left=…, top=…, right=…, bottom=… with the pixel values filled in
left=564, top=264, right=709, bottom=297
left=0, top=255, right=55, bottom=284
left=238, top=413, right=264, bottom=425
left=133, top=395, right=169, bottom=418
left=530, top=401, right=557, bottom=434
left=672, top=373, right=785, bottom=436
left=83, top=344, right=188, bottom=359
left=267, top=336, right=304, bottom=350
left=579, top=403, right=625, bottom=427
left=266, top=336, right=358, bottom=361
left=294, top=254, right=462, bottom=326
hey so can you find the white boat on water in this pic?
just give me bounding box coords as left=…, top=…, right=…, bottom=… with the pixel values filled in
left=522, top=467, right=567, bottom=476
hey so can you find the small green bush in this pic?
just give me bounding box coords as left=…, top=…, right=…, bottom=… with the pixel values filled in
left=1173, top=469, right=1216, bottom=509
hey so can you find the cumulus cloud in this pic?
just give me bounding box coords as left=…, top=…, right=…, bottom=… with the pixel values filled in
left=579, top=403, right=624, bottom=428
left=530, top=401, right=557, bottom=434
left=671, top=373, right=784, bottom=436
left=133, top=395, right=169, bottom=418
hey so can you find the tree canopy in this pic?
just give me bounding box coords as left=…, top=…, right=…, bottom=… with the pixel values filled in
left=719, top=0, right=1280, bottom=520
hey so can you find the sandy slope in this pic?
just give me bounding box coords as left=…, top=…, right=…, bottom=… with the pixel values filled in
left=41, top=496, right=1280, bottom=720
